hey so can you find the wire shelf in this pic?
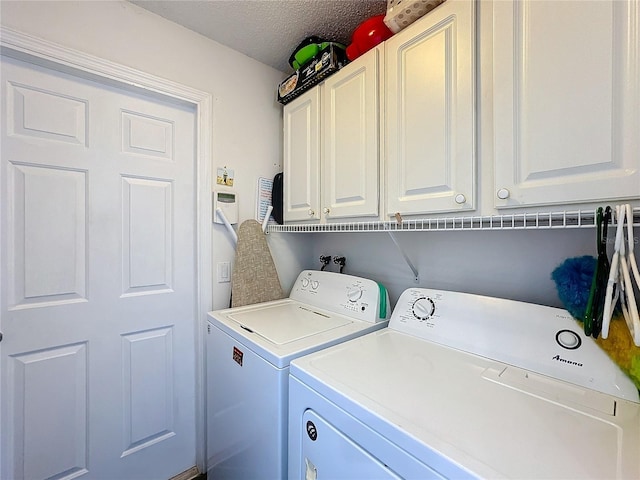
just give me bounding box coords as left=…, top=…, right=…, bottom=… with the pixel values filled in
left=267, top=208, right=640, bottom=233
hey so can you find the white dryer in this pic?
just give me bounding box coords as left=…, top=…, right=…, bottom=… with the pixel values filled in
left=289, top=288, right=640, bottom=479
left=206, top=270, right=389, bottom=479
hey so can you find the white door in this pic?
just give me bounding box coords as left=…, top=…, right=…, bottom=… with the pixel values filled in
left=322, top=46, right=381, bottom=221
left=1, top=56, right=197, bottom=479
left=385, top=0, right=476, bottom=216
left=493, top=0, right=640, bottom=208
left=283, top=88, right=321, bottom=222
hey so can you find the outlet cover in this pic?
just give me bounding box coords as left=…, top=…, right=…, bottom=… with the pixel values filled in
left=217, top=262, right=231, bottom=283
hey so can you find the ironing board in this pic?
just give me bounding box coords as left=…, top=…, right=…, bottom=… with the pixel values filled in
left=231, top=220, right=285, bottom=307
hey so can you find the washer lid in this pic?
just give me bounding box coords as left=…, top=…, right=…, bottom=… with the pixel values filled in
left=227, top=302, right=351, bottom=345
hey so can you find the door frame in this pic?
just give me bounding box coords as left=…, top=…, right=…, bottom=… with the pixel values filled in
left=0, top=26, right=213, bottom=474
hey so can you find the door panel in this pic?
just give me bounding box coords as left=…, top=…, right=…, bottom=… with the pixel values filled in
left=301, top=410, right=402, bottom=479
left=1, top=55, right=196, bottom=480
left=493, top=0, right=640, bottom=207
left=7, top=82, right=88, bottom=145
left=322, top=47, right=380, bottom=219
left=122, top=177, right=173, bottom=294
left=283, top=89, right=321, bottom=221
left=121, top=327, right=174, bottom=456
left=8, top=163, right=87, bottom=307
left=385, top=0, right=475, bottom=215
left=121, top=110, right=174, bottom=160
left=11, top=342, right=88, bottom=480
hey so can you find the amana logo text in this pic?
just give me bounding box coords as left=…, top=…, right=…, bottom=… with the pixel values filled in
left=552, top=354, right=583, bottom=367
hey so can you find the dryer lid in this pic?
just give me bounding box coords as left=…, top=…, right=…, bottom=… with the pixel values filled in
left=227, top=302, right=351, bottom=345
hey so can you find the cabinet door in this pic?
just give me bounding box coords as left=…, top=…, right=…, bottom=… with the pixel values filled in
left=385, top=0, right=476, bottom=216
left=493, top=0, right=640, bottom=208
left=283, top=89, right=321, bottom=221
left=322, top=47, right=381, bottom=220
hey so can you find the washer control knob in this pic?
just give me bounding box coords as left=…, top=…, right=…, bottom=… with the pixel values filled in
left=454, top=193, right=466, bottom=204
left=412, top=297, right=435, bottom=320
left=311, top=280, right=319, bottom=290
left=347, top=287, right=362, bottom=303
left=497, top=188, right=510, bottom=200
left=301, top=278, right=310, bottom=288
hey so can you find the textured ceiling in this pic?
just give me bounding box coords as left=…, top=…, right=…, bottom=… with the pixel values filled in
left=130, top=0, right=388, bottom=73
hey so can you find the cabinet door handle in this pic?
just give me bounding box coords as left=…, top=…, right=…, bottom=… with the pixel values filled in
left=454, top=194, right=466, bottom=204
left=323, top=207, right=330, bottom=215
left=308, top=209, right=315, bottom=216
left=497, top=188, right=510, bottom=200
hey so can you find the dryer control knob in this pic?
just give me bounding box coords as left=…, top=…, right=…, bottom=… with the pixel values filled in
left=301, top=278, right=310, bottom=288
left=412, top=297, right=435, bottom=320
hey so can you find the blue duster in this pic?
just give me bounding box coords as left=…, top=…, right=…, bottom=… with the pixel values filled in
left=551, top=256, right=597, bottom=320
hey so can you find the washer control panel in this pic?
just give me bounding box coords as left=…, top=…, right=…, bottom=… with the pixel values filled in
left=389, top=288, right=639, bottom=403
left=290, top=270, right=389, bottom=323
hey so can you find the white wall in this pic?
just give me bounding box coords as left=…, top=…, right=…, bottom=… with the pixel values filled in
left=308, top=228, right=596, bottom=311
left=0, top=0, right=306, bottom=309
left=267, top=233, right=315, bottom=293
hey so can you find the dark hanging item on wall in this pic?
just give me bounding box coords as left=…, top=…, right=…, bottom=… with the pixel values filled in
left=319, top=255, right=331, bottom=271
left=272, top=172, right=284, bottom=225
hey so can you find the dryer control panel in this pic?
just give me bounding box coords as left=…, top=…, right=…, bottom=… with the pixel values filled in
left=290, top=270, right=389, bottom=323
left=390, top=288, right=639, bottom=403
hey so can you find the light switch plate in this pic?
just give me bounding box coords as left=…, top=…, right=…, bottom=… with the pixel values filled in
left=217, top=262, right=230, bottom=283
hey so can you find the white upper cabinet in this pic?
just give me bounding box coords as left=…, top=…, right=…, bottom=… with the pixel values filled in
left=322, top=47, right=381, bottom=220
left=283, top=88, right=321, bottom=221
left=493, top=0, right=640, bottom=209
left=385, top=0, right=476, bottom=217
left=283, top=46, right=382, bottom=223
left=282, top=0, right=638, bottom=228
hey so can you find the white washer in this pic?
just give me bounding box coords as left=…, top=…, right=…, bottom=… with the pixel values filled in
left=206, top=270, right=390, bottom=479
left=289, top=288, right=640, bottom=479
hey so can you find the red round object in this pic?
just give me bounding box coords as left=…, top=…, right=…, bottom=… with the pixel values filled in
left=346, top=14, right=394, bottom=61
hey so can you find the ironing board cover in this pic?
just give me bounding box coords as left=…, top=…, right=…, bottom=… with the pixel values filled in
left=231, top=220, right=285, bottom=307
